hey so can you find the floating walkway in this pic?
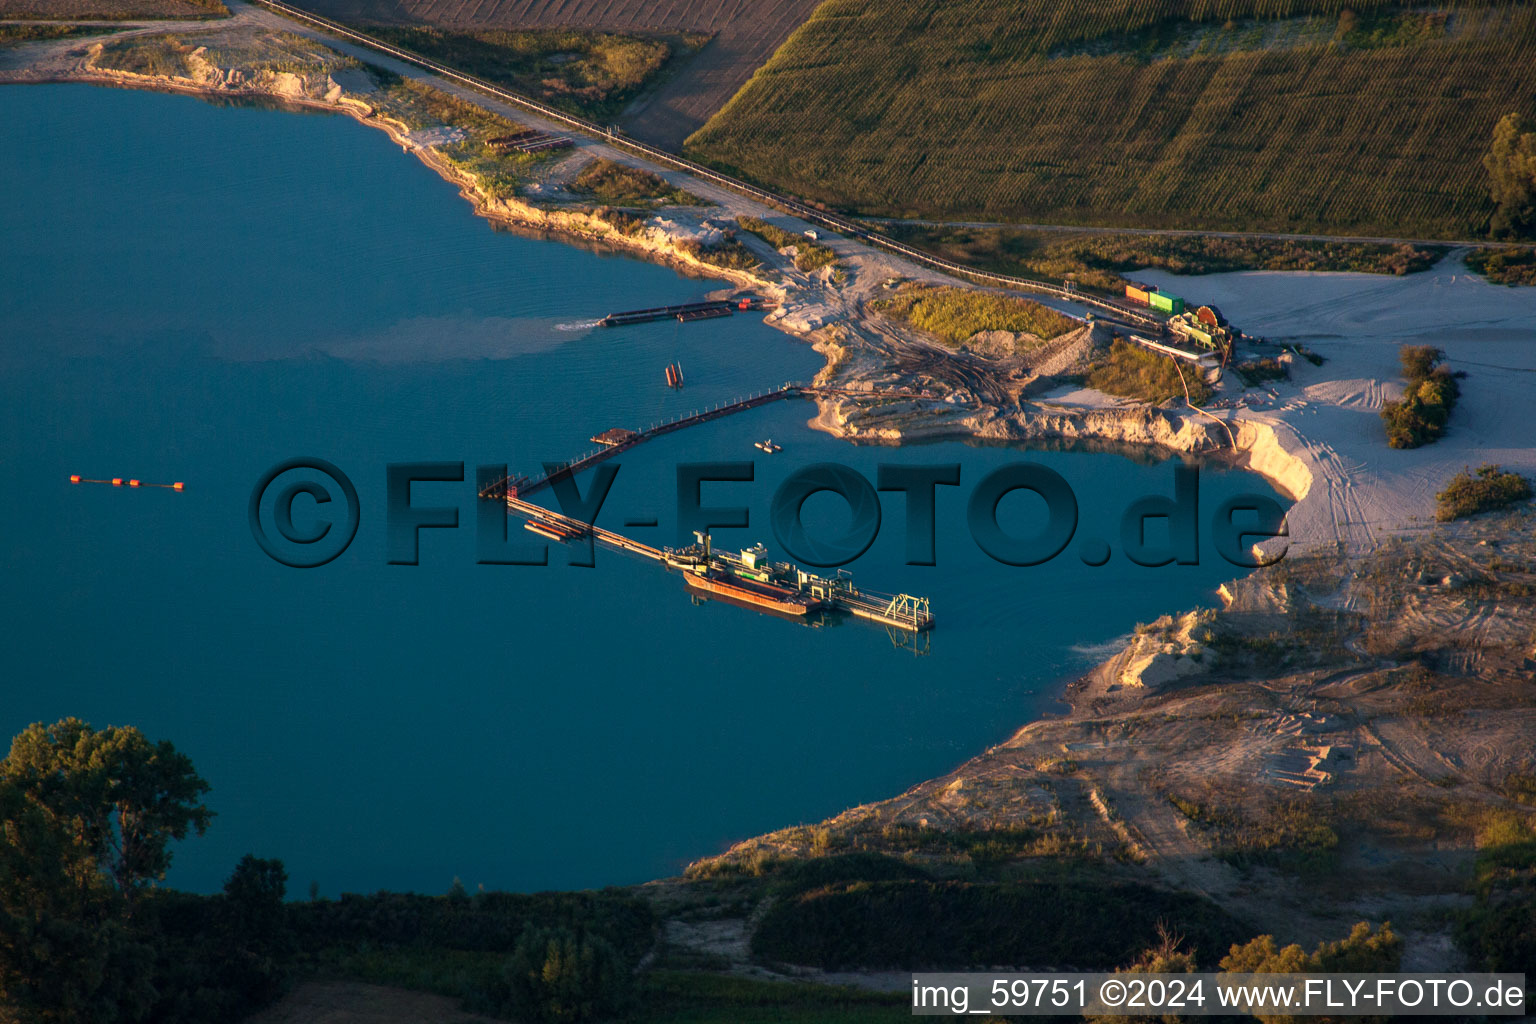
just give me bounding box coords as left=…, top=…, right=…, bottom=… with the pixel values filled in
left=479, top=385, right=808, bottom=501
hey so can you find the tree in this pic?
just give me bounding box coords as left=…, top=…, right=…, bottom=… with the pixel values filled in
left=0, top=719, right=212, bottom=1023
left=0, top=719, right=212, bottom=906
left=1485, top=113, right=1536, bottom=238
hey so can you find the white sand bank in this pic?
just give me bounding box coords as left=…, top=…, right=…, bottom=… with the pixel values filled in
left=1136, top=254, right=1536, bottom=551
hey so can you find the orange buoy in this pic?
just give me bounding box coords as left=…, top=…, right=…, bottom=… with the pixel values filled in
left=70, top=474, right=185, bottom=490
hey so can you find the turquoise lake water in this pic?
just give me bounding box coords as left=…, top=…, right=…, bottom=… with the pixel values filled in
left=0, top=84, right=1285, bottom=896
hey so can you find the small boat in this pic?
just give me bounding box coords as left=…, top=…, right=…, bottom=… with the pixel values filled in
left=665, top=362, right=685, bottom=388
left=753, top=439, right=782, bottom=453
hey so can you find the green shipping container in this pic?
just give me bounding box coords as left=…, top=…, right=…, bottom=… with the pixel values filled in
left=1149, top=291, right=1185, bottom=314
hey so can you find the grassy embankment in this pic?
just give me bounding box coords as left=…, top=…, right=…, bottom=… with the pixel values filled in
left=871, top=283, right=1076, bottom=354
left=687, top=0, right=1536, bottom=241
left=878, top=224, right=1446, bottom=293
left=735, top=216, right=837, bottom=271
left=365, top=26, right=705, bottom=122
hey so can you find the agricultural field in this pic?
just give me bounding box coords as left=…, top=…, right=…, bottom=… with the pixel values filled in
left=364, top=26, right=699, bottom=121
left=286, top=0, right=825, bottom=146
left=686, top=0, right=1536, bottom=240
left=0, top=0, right=227, bottom=17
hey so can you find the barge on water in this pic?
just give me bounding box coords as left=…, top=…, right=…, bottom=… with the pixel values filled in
left=598, top=296, right=773, bottom=328
left=598, top=301, right=733, bottom=327
left=670, top=533, right=934, bottom=633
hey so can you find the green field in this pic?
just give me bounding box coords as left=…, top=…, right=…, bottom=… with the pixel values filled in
left=686, top=0, right=1536, bottom=240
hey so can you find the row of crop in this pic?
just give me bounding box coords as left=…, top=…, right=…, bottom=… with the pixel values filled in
left=756, top=0, right=1513, bottom=63
left=687, top=0, right=1535, bottom=237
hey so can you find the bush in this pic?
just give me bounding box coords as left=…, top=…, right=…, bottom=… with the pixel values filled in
left=496, top=924, right=635, bottom=1023
left=1467, top=246, right=1536, bottom=286
left=1088, top=338, right=1212, bottom=405
left=1436, top=463, right=1533, bottom=521
left=1380, top=345, right=1459, bottom=448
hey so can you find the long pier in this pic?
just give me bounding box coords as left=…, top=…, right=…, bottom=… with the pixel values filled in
left=478, top=382, right=942, bottom=503
left=479, top=385, right=808, bottom=500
